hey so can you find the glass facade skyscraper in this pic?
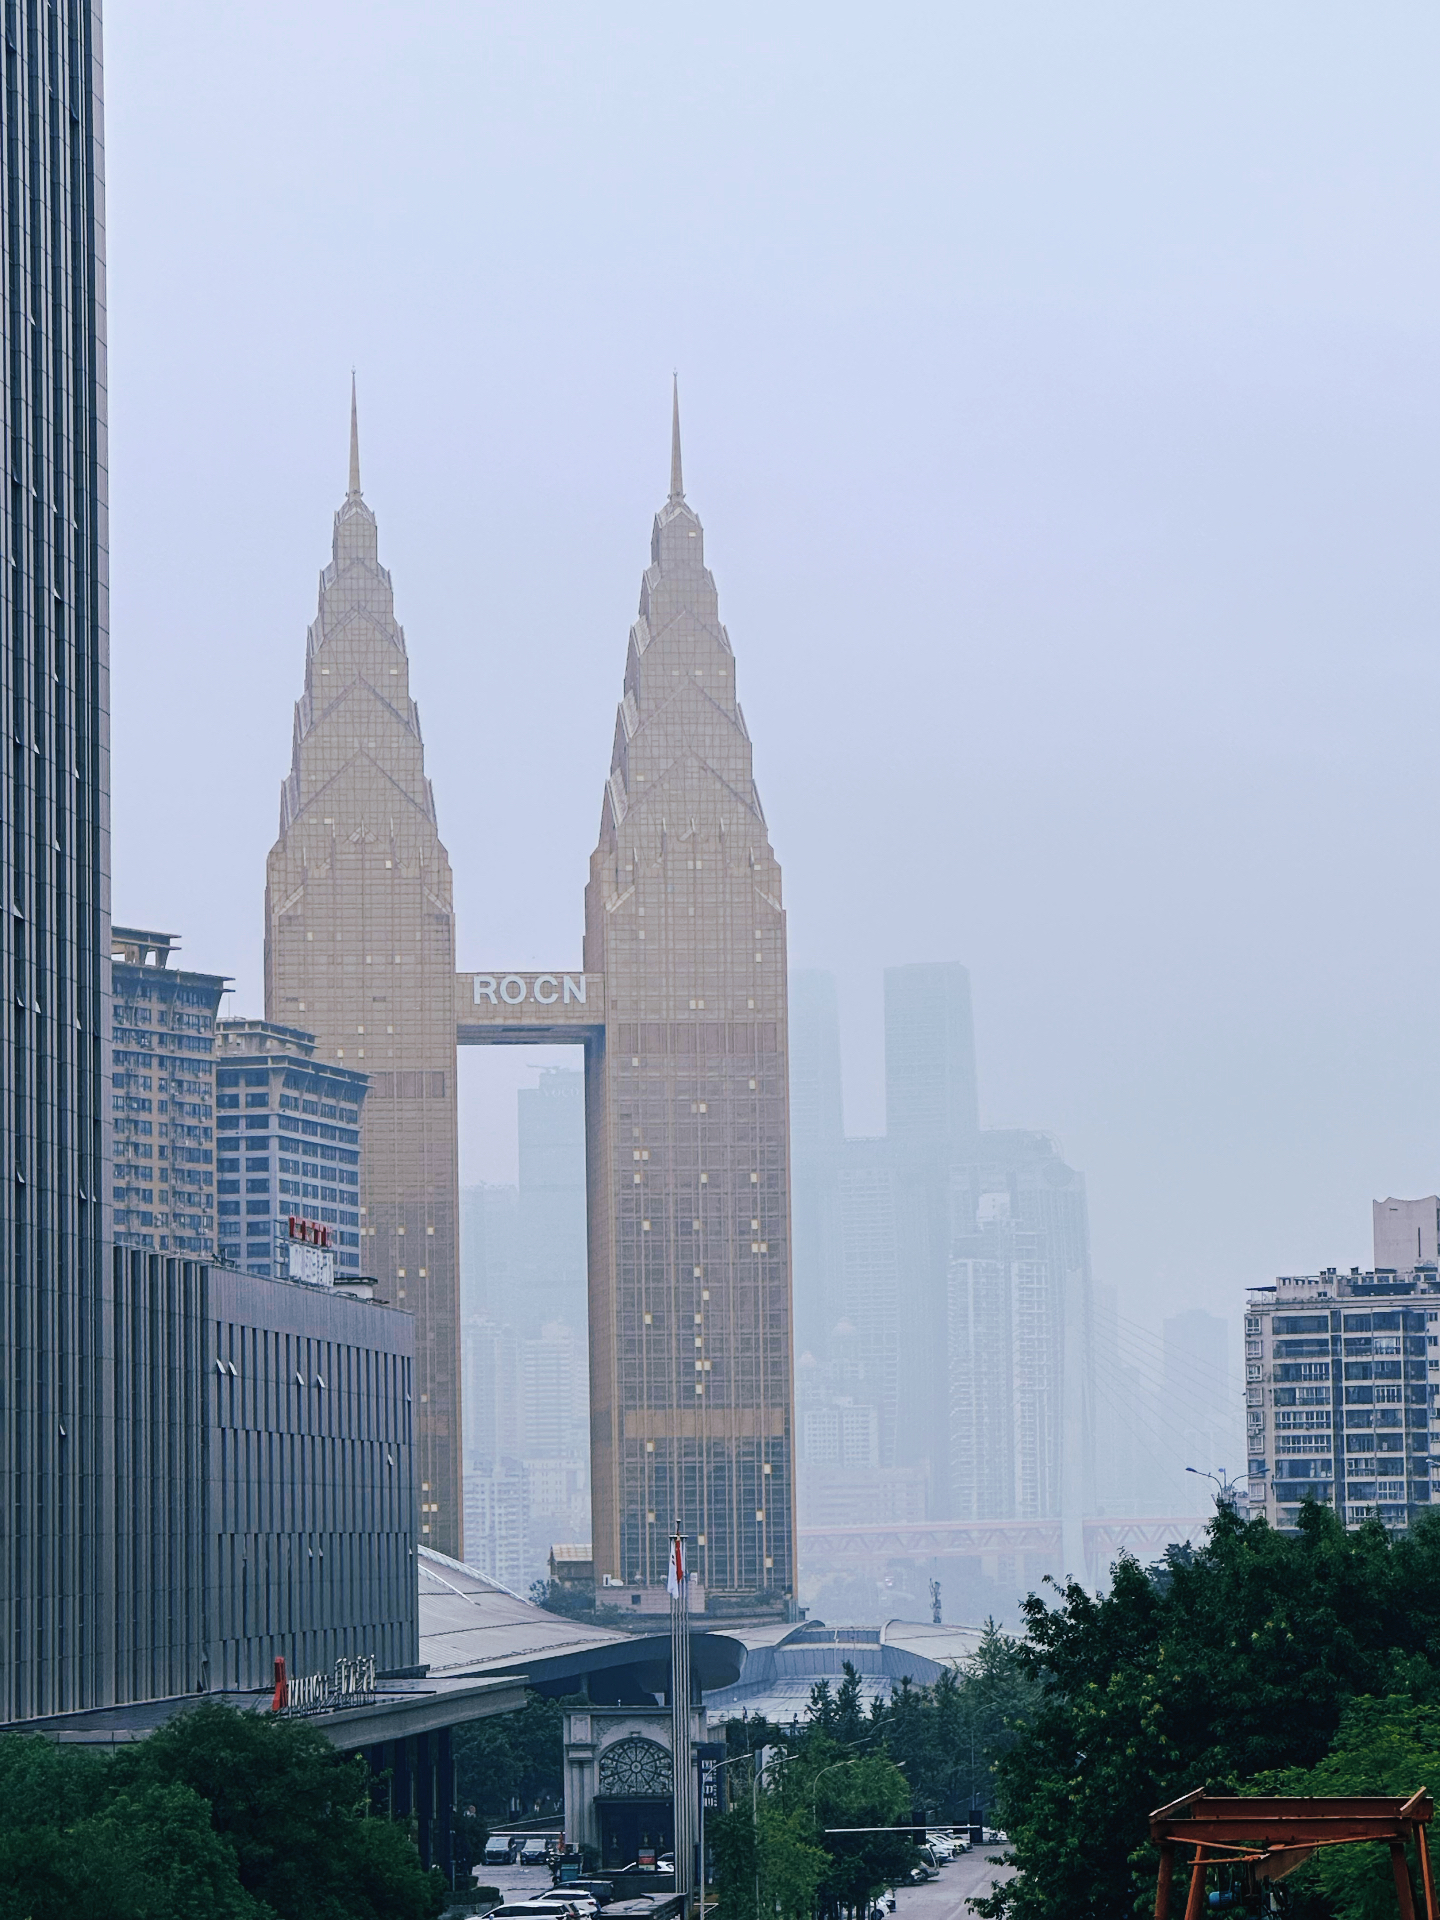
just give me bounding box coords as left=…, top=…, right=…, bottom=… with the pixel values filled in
left=264, top=387, right=462, bottom=1557
left=0, top=0, right=109, bottom=1724
left=582, top=387, right=796, bottom=1610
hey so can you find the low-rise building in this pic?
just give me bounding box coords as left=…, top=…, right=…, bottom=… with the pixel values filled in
left=108, top=1241, right=417, bottom=1701
left=214, top=1019, right=368, bottom=1278
left=1247, top=1230, right=1440, bottom=1530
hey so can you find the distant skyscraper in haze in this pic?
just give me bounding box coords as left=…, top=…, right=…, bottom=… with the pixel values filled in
left=884, top=962, right=980, bottom=1508
left=517, top=1067, right=587, bottom=1331
left=948, top=1218, right=1055, bottom=1519
left=789, top=971, right=844, bottom=1356
left=789, top=961, right=1096, bottom=1577
left=885, top=962, right=979, bottom=1148
left=1, top=0, right=108, bottom=1725
left=264, top=385, right=462, bottom=1557
left=460, top=1181, right=518, bottom=1325
left=581, top=386, right=796, bottom=1609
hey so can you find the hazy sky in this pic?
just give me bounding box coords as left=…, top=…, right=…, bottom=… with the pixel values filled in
left=106, top=3, right=1440, bottom=1330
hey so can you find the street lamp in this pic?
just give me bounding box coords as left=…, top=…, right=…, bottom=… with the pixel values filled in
left=1186, top=1465, right=1243, bottom=1509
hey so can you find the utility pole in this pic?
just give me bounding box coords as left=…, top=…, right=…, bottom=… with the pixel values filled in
left=670, top=1522, right=694, bottom=1913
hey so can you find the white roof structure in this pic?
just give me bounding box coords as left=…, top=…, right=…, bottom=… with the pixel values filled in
left=418, top=1549, right=744, bottom=1694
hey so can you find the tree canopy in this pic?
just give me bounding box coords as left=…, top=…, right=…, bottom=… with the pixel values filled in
left=0, top=1701, right=446, bottom=1920
left=712, top=1631, right=1037, bottom=1920
left=977, top=1503, right=1440, bottom=1920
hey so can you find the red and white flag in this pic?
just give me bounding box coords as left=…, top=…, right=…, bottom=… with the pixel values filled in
left=667, top=1534, right=686, bottom=1598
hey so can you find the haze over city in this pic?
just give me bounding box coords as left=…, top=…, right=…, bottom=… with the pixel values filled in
left=10, top=7, right=1440, bottom=1910
left=106, top=5, right=1440, bottom=1338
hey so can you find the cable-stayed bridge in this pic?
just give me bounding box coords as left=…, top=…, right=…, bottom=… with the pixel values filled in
left=800, top=1512, right=1212, bottom=1585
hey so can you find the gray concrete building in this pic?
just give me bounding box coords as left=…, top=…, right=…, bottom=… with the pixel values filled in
left=111, top=928, right=226, bottom=1260
left=214, top=1018, right=368, bottom=1281
left=102, top=1243, right=417, bottom=1705
left=264, top=385, right=462, bottom=1556
left=1374, top=1195, right=1440, bottom=1275
left=0, top=0, right=109, bottom=1727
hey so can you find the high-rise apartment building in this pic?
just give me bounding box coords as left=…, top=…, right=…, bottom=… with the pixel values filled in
left=948, top=1218, right=1058, bottom=1520
left=581, top=389, right=795, bottom=1609
left=111, top=928, right=225, bottom=1259
left=1246, top=1201, right=1440, bottom=1530
left=213, top=1019, right=369, bottom=1279
left=264, top=388, right=461, bottom=1556
left=0, top=0, right=109, bottom=1726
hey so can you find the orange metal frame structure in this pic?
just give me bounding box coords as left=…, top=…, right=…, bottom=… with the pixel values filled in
left=1150, top=1790, right=1438, bottom=1920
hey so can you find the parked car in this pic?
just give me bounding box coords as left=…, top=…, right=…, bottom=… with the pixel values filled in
left=520, top=1840, right=553, bottom=1866
left=484, top=1836, right=518, bottom=1865
left=488, top=1902, right=596, bottom=1920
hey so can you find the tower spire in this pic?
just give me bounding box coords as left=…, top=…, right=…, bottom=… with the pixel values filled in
left=668, top=372, right=683, bottom=504
left=348, top=372, right=362, bottom=500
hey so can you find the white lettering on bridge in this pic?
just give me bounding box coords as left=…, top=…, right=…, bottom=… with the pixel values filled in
left=471, top=973, right=588, bottom=1007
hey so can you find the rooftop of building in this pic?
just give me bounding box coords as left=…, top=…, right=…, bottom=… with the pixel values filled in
left=112, top=925, right=231, bottom=990
left=1249, top=1265, right=1440, bottom=1302
left=216, top=1017, right=319, bottom=1057
left=417, top=1548, right=745, bottom=1696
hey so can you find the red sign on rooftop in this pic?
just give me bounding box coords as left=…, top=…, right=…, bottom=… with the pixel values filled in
left=288, top=1216, right=331, bottom=1249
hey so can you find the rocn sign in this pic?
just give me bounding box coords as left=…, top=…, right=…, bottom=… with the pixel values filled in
left=471, top=973, right=588, bottom=1007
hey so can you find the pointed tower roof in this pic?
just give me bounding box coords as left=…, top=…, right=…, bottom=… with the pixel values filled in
left=348, top=373, right=362, bottom=501
left=669, top=373, right=684, bottom=504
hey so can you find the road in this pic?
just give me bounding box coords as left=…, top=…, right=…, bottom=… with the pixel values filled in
left=471, top=1851, right=1015, bottom=1917
left=880, top=1852, right=1015, bottom=1920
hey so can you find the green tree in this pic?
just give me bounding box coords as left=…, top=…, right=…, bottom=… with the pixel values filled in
left=1253, top=1696, right=1440, bottom=1920
left=115, top=1701, right=446, bottom=1920
left=452, top=1690, right=569, bottom=1823
left=712, top=1738, right=911, bottom=1920
left=0, top=1705, right=446, bottom=1920
left=976, top=1503, right=1440, bottom=1920
left=797, top=1743, right=914, bottom=1919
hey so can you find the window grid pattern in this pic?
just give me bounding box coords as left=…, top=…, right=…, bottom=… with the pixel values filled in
left=0, top=0, right=108, bottom=1724
left=582, top=433, right=795, bottom=1607
left=1246, top=1282, right=1439, bottom=1531
left=262, top=412, right=460, bottom=1557
left=111, top=952, right=224, bottom=1259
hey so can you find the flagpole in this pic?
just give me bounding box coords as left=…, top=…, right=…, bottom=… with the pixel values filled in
left=670, top=1520, right=694, bottom=1914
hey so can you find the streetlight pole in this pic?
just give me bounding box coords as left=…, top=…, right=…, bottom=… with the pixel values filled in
left=1186, top=1465, right=1243, bottom=1511
left=704, top=1750, right=769, bottom=1920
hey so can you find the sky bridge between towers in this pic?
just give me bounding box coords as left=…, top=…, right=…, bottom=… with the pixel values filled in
left=455, top=970, right=606, bottom=1046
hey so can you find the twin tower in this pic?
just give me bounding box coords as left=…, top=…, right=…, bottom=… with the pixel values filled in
left=263, top=385, right=796, bottom=1612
